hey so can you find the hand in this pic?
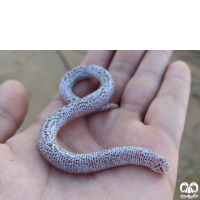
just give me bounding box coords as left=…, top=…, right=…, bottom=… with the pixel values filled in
left=0, top=51, right=190, bottom=200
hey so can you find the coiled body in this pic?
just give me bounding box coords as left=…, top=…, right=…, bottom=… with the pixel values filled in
left=38, top=65, right=171, bottom=175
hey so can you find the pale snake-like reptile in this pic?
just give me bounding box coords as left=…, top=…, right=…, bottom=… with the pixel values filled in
left=38, top=65, right=171, bottom=175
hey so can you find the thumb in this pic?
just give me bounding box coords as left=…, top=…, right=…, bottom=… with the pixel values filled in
left=0, top=80, right=29, bottom=143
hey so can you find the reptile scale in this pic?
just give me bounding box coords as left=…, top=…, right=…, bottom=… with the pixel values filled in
left=38, top=65, right=171, bottom=175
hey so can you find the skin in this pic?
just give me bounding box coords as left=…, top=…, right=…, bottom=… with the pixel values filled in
left=0, top=50, right=191, bottom=200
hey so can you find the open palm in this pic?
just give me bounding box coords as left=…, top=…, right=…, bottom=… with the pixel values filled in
left=0, top=51, right=190, bottom=200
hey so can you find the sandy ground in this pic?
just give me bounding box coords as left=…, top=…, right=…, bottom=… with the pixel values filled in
left=0, top=50, right=199, bottom=199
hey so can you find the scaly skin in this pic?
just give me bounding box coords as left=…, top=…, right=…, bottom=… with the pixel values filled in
left=38, top=65, right=171, bottom=175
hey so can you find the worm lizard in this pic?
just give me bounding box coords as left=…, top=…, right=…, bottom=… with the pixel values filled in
left=38, top=65, right=171, bottom=175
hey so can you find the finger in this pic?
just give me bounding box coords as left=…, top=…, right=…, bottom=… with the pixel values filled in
left=121, top=50, right=172, bottom=120
left=144, top=61, right=191, bottom=149
left=108, top=50, right=145, bottom=104
left=0, top=80, right=29, bottom=142
left=72, top=50, right=115, bottom=98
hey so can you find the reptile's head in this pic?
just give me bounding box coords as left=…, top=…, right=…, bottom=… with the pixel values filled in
left=152, top=157, right=171, bottom=175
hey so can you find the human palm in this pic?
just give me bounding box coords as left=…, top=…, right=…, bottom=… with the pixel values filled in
left=0, top=51, right=190, bottom=200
